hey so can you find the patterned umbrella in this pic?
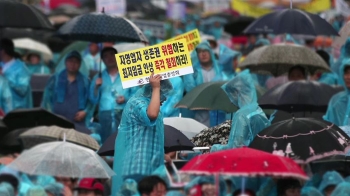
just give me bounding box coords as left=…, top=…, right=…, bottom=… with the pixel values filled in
left=19, top=126, right=100, bottom=151
left=249, top=118, right=350, bottom=163
left=56, top=12, right=148, bottom=43
left=238, top=44, right=331, bottom=77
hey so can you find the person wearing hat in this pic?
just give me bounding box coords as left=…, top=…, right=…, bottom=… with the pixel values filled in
left=75, top=178, right=104, bottom=196
left=0, top=38, right=33, bottom=109
left=89, top=47, right=132, bottom=143
left=41, top=50, right=94, bottom=127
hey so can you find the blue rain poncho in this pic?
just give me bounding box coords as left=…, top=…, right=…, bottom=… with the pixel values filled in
left=117, top=179, right=139, bottom=196
left=0, top=76, right=13, bottom=113
left=26, top=63, right=50, bottom=75
left=324, top=58, right=350, bottom=126
left=301, top=187, right=322, bottom=196
left=25, top=186, right=47, bottom=196
left=333, top=38, right=350, bottom=80
left=318, top=171, right=344, bottom=193
left=160, top=77, right=184, bottom=117
left=44, top=182, right=64, bottom=196
left=211, top=70, right=270, bottom=152
left=330, top=182, right=350, bottom=196
left=41, top=52, right=94, bottom=127
left=0, top=182, right=14, bottom=196
left=203, top=17, right=227, bottom=40
left=218, top=45, right=242, bottom=80
left=55, top=52, right=90, bottom=77
left=112, top=80, right=173, bottom=195
left=83, top=52, right=106, bottom=72
left=2, top=59, right=33, bottom=109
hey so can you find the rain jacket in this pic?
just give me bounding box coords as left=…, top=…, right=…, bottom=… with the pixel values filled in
left=89, top=69, right=132, bottom=111
left=55, top=53, right=90, bottom=77
left=25, top=186, right=47, bottom=196
left=219, top=45, right=242, bottom=80
left=83, top=52, right=106, bottom=72
left=318, top=171, right=344, bottom=193
left=26, top=63, right=50, bottom=75
left=112, top=80, right=173, bottom=195
left=211, top=70, right=270, bottom=152
left=330, top=182, right=350, bottom=196
left=324, top=58, right=350, bottom=126
left=0, top=76, right=13, bottom=113
left=0, top=182, right=14, bottom=196
left=2, top=59, right=33, bottom=109
left=41, top=53, right=94, bottom=127
left=333, top=38, right=350, bottom=81
left=161, top=77, right=184, bottom=117
left=301, top=187, right=322, bottom=196
left=204, top=17, right=226, bottom=40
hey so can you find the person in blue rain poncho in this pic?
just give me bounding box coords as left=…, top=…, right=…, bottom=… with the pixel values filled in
left=160, top=77, right=184, bottom=117
left=330, top=181, right=350, bottom=196
left=211, top=70, right=270, bottom=152
left=0, top=182, right=15, bottom=196
left=183, top=41, right=223, bottom=126
left=332, top=38, right=350, bottom=82
left=83, top=43, right=106, bottom=72
left=0, top=38, right=32, bottom=109
left=55, top=50, right=90, bottom=78
left=324, top=58, right=350, bottom=126
left=144, top=30, right=163, bottom=46
left=174, top=19, right=186, bottom=36
left=0, top=75, right=13, bottom=114
left=316, top=50, right=338, bottom=86
left=184, top=14, right=199, bottom=32
left=112, top=76, right=173, bottom=195
left=25, top=53, right=50, bottom=75
left=41, top=51, right=94, bottom=127
left=90, top=47, right=132, bottom=143
left=203, top=17, right=227, bottom=40
left=318, top=171, right=344, bottom=196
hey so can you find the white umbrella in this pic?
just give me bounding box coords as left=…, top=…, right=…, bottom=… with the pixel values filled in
left=163, top=116, right=208, bottom=139
left=7, top=141, right=115, bottom=178
left=13, top=38, right=53, bottom=61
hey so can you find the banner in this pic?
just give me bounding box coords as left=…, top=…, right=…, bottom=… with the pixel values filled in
left=116, top=39, right=193, bottom=89
left=166, top=29, right=201, bottom=52
left=96, top=0, right=126, bottom=16
left=204, top=0, right=230, bottom=13
left=167, top=2, right=186, bottom=20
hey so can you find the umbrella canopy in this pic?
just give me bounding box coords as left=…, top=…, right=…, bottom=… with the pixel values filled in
left=243, top=9, right=338, bottom=36
left=0, top=0, right=53, bottom=30
left=259, top=81, right=343, bottom=112
left=97, top=125, right=195, bottom=156
left=163, top=117, right=208, bottom=139
left=0, top=119, right=8, bottom=138
left=3, top=108, right=74, bottom=131
left=180, top=147, right=309, bottom=180
left=224, top=16, right=255, bottom=36
left=249, top=118, right=350, bottom=163
left=7, top=141, right=115, bottom=178
left=175, top=82, right=239, bottom=113
left=0, top=128, right=28, bottom=154
left=19, top=126, right=99, bottom=151
left=13, top=38, right=53, bottom=61
left=56, top=12, right=148, bottom=43
left=238, top=44, right=331, bottom=77
left=271, top=110, right=324, bottom=124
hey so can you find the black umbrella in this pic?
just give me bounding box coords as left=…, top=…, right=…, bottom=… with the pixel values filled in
left=3, top=108, right=75, bottom=131
left=56, top=12, right=148, bottom=43
left=0, top=119, right=8, bottom=138
left=271, top=110, right=324, bottom=124
left=249, top=118, right=350, bottom=163
left=98, top=125, right=195, bottom=156
left=258, top=81, right=343, bottom=113
left=0, top=128, right=28, bottom=154
left=243, top=9, right=338, bottom=36
left=309, top=155, right=350, bottom=175
left=0, top=0, right=53, bottom=30
left=224, top=16, right=255, bottom=36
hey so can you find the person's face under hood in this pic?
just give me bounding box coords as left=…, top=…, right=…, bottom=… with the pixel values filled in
left=195, top=42, right=216, bottom=67
left=222, top=70, right=257, bottom=108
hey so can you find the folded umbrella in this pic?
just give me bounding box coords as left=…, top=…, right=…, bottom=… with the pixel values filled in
left=180, top=147, right=308, bottom=180
left=97, top=125, right=195, bottom=156
left=19, top=126, right=99, bottom=151
left=239, top=44, right=331, bottom=77
left=7, top=141, right=115, bottom=178
left=249, top=118, right=350, bottom=163
left=243, top=9, right=338, bottom=36
left=259, top=81, right=343, bottom=112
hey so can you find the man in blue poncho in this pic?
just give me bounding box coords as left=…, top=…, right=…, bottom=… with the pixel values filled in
left=90, top=47, right=132, bottom=143
left=83, top=43, right=106, bottom=72
left=41, top=51, right=93, bottom=127
left=324, top=58, right=350, bottom=126
left=0, top=38, right=32, bottom=109
left=183, top=41, right=223, bottom=126
left=211, top=70, right=270, bottom=152
left=112, top=74, right=173, bottom=195
left=0, top=75, right=13, bottom=114
left=25, top=53, right=50, bottom=75
left=316, top=50, right=338, bottom=86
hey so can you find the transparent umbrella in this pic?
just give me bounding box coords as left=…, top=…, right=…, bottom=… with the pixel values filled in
left=7, top=141, right=115, bottom=179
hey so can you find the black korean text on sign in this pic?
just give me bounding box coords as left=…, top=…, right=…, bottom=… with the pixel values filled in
left=172, top=42, right=179, bottom=53
left=143, top=49, right=150, bottom=60
left=129, top=51, right=143, bottom=63
left=155, top=59, right=165, bottom=71
left=175, top=54, right=188, bottom=66
left=132, top=65, right=143, bottom=76
left=143, top=62, right=154, bottom=74
left=122, top=67, right=133, bottom=78
left=178, top=42, right=185, bottom=52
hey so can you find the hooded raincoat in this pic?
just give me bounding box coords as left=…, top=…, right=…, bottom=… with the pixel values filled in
left=160, top=77, right=184, bottom=117
left=330, top=182, right=350, bottom=196
left=0, top=76, right=13, bottom=114
left=0, top=183, right=14, bottom=196
left=55, top=52, right=90, bottom=77
left=89, top=69, right=132, bottom=143
left=41, top=51, right=94, bottom=127
left=301, top=187, right=322, bottom=196
left=26, top=53, right=50, bottom=75
left=2, top=59, right=32, bottom=109
left=324, top=58, right=350, bottom=126
left=211, top=70, right=270, bottom=152
left=25, top=186, right=47, bottom=196
left=219, top=45, right=242, bottom=80
left=318, top=171, right=344, bottom=194
left=112, top=80, right=173, bottom=195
